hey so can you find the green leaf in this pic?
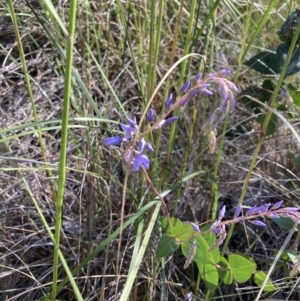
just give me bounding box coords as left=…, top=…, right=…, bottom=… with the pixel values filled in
left=202, top=231, right=220, bottom=263
left=278, top=10, right=300, bottom=45
left=181, top=236, right=215, bottom=265
left=218, top=256, right=233, bottom=285
left=155, top=235, right=179, bottom=259
left=170, top=224, right=195, bottom=241
left=229, top=254, right=256, bottom=283
left=273, top=216, right=296, bottom=230
left=161, top=217, right=182, bottom=233
left=291, top=90, right=300, bottom=108
left=254, top=271, right=276, bottom=292
left=243, top=50, right=279, bottom=75
left=198, top=263, right=219, bottom=294
left=276, top=43, right=300, bottom=78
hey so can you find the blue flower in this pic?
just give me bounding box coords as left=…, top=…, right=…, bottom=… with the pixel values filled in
left=104, top=136, right=122, bottom=146
left=147, top=108, right=155, bottom=122
left=165, top=93, right=173, bottom=109
left=120, top=123, right=137, bottom=139
left=132, top=153, right=150, bottom=171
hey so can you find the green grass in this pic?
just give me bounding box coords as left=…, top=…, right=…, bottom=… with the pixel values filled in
left=1, top=0, right=300, bottom=300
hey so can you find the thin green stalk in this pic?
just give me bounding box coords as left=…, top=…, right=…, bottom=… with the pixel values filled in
left=52, top=1, right=78, bottom=299
left=222, top=13, right=300, bottom=257
left=164, top=0, right=197, bottom=194
left=22, top=177, right=83, bottom=301
left=6, top=0, right=55, bottom=190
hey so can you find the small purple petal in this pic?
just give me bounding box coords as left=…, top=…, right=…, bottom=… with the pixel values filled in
left=138, top=138, right=146, bottom=152
left=211, top=221, right=221, bottom=234
left=155, top=119, right=166, bottom=129
left=245, top=206, right=257, bottom=216
left=188, top=88, right=201, bottom=98
left=218, top=84, right=229, bottom=101
left=250, top=220, right=266, bottom=227
left=282, top=207, right=300, bottom=212
left=185, top=292, right=192, bottom=301
left=228, top=93, right=236, bottom=109
left=104, top=136, right=122, bottom=146
left=219, top=69, right=231, bottom=76
left=218, top=205, right=226, bottom=220
left=166, top=116, right=179, bottom=125
left=179, top=97, right=190, bottom=106
left=132, top=154, right=150, bottom=171
left=165, top=93, right=173, bottom=109
left=147, top=108, right=155, bottom=122
left=234, top=205, right=242, bottom=218
left=180, top=80, right=191, bottom=93
left=195, top=73, right=202, bottom=82
left=145, top=142, right=154, bottom=153
left=200, top=88, right=214, bottom=96
left=206, top=72, right=217, bottom=78
left=120, top=124, right=136, bottom=139
left=271, top=200, right=283, bottom=210
left=191, top=222, right=200, bottom=232
left=261, top=203, right=271, bottom=213
left=126, top=116, right=137, bottom=127
left=228, top=82, right=239, bottom=92
left=267, top=213, right=280, bottom=219
left=251, top=205, right=265, bottom=215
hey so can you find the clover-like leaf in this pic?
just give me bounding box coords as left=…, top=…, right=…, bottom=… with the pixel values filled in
left=155, top=234, right=179, bottom=259
left=198, top=262, right=219, bottom=294
left=161, top=217, right=182, bottom=233
left=181, top=236, right=215, bottom=265
left=243, top=50, right=279, bottom=75
left=276, top=43, right=300, bottom=78
left=218, top=256, right=233, bottom=285
left=254, top=271, right=276, bottom=292
left=229, top=254, right=256, bottom=283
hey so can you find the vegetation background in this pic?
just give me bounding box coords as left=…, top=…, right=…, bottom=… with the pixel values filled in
left=1, top=0, right=300, bottom=300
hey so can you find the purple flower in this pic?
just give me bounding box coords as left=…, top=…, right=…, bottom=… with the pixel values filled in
left=120, top=123, right=136, bottom=139
left=165, top=93, right=173, bottom=109
left=179, top=97, right=190, bottom=106
left=185, top=292, right=192, bottom=301
left=261, top=203, right=271, bottom=213
left=132, top=153, right=150, bottom=171
left=166, top=116, right=179, bottom=125
left=201, top=88, right=214, bottom=96
left=155, top=119, right=166, bottom=129
left=284, top=207, right=300, bottom=212
left=195, top=73, right=202, bottom=82
left=180, top=80, right=191, bottom=93
left=191, top=222, right=200, bottom=232
left=126, top=116, right=137, bottom=127
left=218, top=205, right=226, bottom=220
left=138, top=138, right=146, bottom=152
left=104, top=136, right=122, bottom=146
left=147, top=108, right=155, bottom=122
left=271, top=200, right=283, bottom=210
left=145, top=142, right=154, bottom=153
left=250, top=220, right=266, bottom=227
left=219, top=69, right=232, bottom=76
left=267, top=213, right=280, bottom=219
left=234, top=205, right=242, bottom=218
left=245, top=206, right=257, bottom=217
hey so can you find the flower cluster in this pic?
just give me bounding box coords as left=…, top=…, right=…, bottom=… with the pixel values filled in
left=184, top=201, right=300, bottom=264
left=104, top=117, right=152, bottom=171
left=104, top=69, right=238, bottom=171
left=209, top=201, right=300, bottom=248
